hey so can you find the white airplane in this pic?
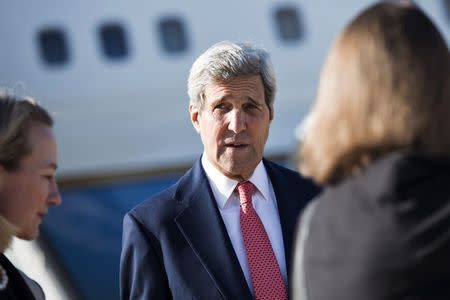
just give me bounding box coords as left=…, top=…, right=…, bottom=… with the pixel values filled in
left=0, top=1, right=448, bottom=299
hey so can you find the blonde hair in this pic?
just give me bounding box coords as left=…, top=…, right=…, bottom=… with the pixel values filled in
left=299, top=2, right=450, bottom=185
left=0, top=94, right=53, bottom=171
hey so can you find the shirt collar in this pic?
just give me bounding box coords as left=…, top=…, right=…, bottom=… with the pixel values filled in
left=201, top=153, right=271, bottom=209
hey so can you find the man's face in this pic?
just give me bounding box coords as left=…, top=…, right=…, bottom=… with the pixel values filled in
left=190, top=75, right=272, bottom=181
left=0, top=122, right=61, bottom=240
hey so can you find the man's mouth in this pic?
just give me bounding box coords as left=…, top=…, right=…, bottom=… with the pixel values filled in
left=225, top=142, right=249, bottom=149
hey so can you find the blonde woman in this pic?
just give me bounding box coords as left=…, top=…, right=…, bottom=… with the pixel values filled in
left=293, top=2, right=450, bottom=300
left=0, top=95, right=61, bottom=299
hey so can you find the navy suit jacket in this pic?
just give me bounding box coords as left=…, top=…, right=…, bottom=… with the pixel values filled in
left=120, top=158, right=319, bottom=300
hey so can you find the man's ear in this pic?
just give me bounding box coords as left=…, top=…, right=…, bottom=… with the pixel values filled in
left=189, top=103, right=201, bottom=134
left=269, top=107, right=274, bottom=121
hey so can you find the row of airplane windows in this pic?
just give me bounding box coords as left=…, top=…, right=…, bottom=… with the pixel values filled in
left=37, top=6, right=304, bottom=67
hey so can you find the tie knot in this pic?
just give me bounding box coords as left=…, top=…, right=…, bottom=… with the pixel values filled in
left=237, top=181, right=255, bottom=206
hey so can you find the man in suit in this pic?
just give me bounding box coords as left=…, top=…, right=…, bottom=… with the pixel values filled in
left=120, top=41, right=320, bottom=300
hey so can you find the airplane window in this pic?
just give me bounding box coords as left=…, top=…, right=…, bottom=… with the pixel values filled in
left=99, top=23, right=129, bottom=59
left=274, top=6, right=304, bottom=42
left=38, top=29, right=69, bottom=65
left=158, top=17, right=188, bottom=53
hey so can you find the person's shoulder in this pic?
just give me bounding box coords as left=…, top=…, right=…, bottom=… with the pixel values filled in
left=125, top=161, right=201, bottom=224
left=263, top=159, right=296, bottom=176
left=263, top=158, right=304, bottom=178
left=18, top=270, right=45, bottom=300
left=127, top=180, right=179, bottom=220
left=264, top=158, right=320, bottom=189
left=122, top=181, right=180, bottom=235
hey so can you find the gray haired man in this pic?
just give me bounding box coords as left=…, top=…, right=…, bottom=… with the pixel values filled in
left=120, top=41, right=319, bottom=300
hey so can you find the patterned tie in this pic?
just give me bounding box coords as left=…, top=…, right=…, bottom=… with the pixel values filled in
left=237, top=181, right=288, bottom=300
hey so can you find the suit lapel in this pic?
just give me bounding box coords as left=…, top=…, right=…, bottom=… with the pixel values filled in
left=174, top=159, right=252, bottom=300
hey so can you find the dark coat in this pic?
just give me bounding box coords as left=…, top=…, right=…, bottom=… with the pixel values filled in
left=120, top=157, right=319, bottom=300
left=0, top=254, right=45, bottom=300
left=293, top=152, right=450, bottom=300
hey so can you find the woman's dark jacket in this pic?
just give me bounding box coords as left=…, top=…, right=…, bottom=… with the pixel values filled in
left=0, top=253, right=44, bottom=300
left=293, top=152, right=450, bottom=300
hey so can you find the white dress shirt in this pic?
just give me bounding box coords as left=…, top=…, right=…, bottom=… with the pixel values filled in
left=201, top=154, right=287, bottom=294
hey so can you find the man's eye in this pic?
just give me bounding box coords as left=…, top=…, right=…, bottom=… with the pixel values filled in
left=43, top=175, right=55, bottom=181
left=246, top=103, right=259, bottom=110
left=214, top=103, right=227, bottom=110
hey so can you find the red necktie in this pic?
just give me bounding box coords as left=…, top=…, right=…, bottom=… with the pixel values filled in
left=237, top=181, right=288, bottom=300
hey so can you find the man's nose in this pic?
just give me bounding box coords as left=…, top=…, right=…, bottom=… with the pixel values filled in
left=228, top=109, right=246, bottom=133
